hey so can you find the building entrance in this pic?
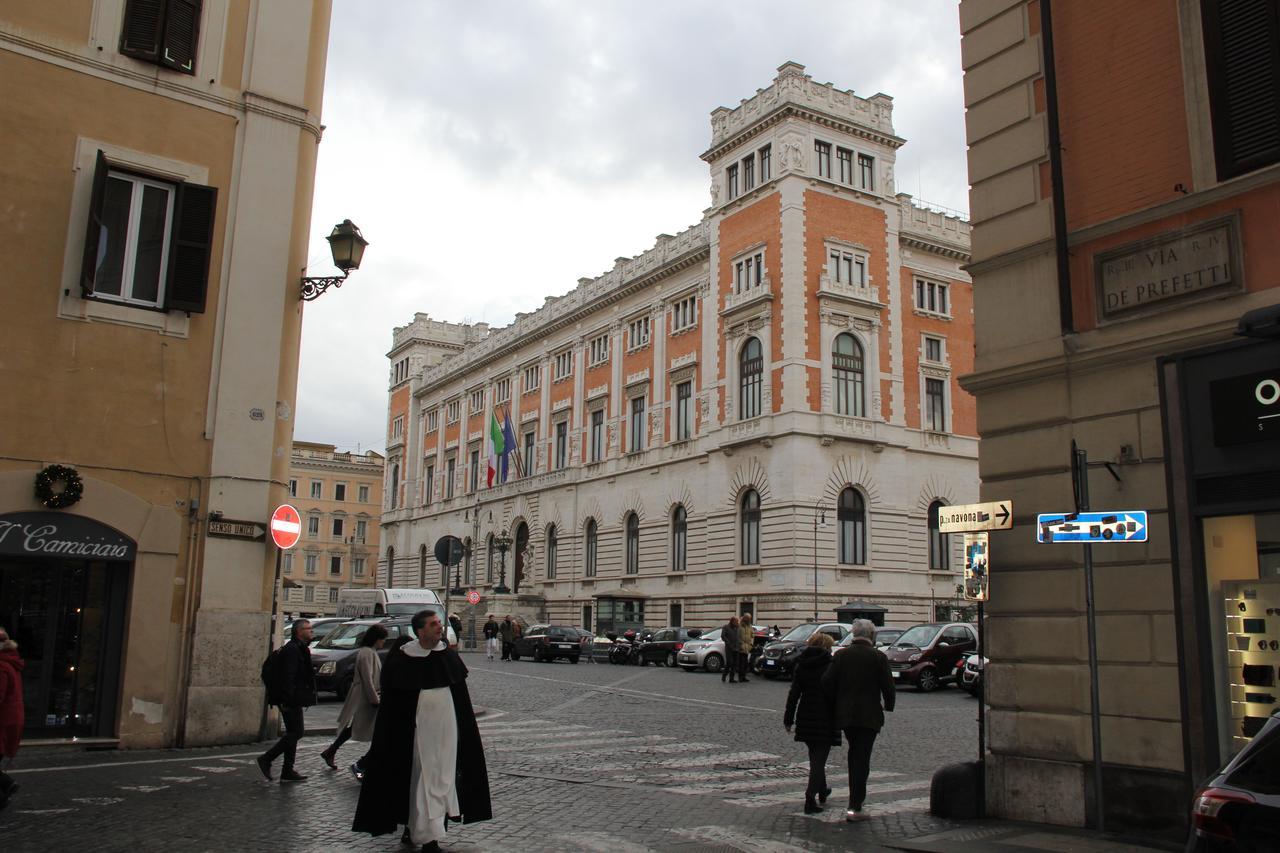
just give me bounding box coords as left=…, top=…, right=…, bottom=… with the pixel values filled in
left=0, top=512, right=134, bottom=740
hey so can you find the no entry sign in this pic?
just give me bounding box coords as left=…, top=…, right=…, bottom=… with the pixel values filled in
left=270, top=504, right=301, bottom=550
left=467, top=590, right=481, bottom=605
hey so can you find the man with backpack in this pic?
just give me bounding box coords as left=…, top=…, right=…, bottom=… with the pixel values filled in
left=257, top=619, right=317, bottom=783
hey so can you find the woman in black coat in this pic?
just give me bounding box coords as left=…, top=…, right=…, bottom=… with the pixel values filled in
left=783, top=632, right=841, bottom=813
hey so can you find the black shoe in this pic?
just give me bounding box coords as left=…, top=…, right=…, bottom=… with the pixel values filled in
left=804, top=797, right=823, bottom=814
left=255, top=755, right=274, bottom=781
left=279, top=769, right=307, bottom=783
left=350, top=762, right=365, bottom=782
left=320, top=747, right=337, bottom=770
left=421, top=843, right=441, bottom=853
left=819, top=786, right=832, bottom=804
left=400, top=828, right=412, bottom=846
left=740, top=677, right=751, bottom=682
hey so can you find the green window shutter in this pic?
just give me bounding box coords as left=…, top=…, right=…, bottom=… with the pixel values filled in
left=79, top=151, right=110, bottom=297
left=164, top=181, right=217, bottom=313
left=1202, top=0, right=1280, bottom=179
left=119, top=0, right=165, bottom=63
left=160, top=0, right=202, bottom=73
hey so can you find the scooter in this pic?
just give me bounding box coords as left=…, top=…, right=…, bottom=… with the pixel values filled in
left=609, top=629, right=637, bottom=665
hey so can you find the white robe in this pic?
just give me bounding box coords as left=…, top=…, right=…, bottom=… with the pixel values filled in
left=402, top=639, right=460, bottom=844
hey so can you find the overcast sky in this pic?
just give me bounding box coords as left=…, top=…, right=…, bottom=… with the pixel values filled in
left=295, top=0, right=968, bottom=454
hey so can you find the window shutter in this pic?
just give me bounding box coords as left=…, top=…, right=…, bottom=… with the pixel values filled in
left=119, top=0, right=165, bottom=63
left=160, top=0, right=202, bottom=73
left=79, top=151, right=110, bottom=297
left=164, top=181, right=216, bottom=313
left=1202, top=0, right=1280, bottom=179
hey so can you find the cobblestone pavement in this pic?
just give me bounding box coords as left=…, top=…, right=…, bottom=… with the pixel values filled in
left=1, top=653, right=979, bottom=851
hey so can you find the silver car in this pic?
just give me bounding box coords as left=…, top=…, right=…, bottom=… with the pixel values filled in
left=676, top=627, right=726, bottom=673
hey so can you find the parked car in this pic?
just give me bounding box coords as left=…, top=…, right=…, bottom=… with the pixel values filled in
left=1187, top=711, right=1280, bottom=852
left=835, top=625, right=907, bottom=654
left=759, top=622, right=850, bottom=679
left=309, top=617, right=412, bottom=698
left=676, top=627, right=725, bottom=673
left=511, top=624, right=582, bottom=663
left=636, top=627, right=704, bottom=667
left=959, top=652, right=986, bottom=697
left=284, top=616, right=347, bottom=647
left=883, top=622, right=978, bottom=692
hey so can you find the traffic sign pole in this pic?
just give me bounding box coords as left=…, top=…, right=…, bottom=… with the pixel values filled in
left=1073, top=443, right=1106, bottom=833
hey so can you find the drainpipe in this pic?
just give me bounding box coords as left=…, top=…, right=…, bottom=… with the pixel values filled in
left=1040, top=0, right=1073, bottom=334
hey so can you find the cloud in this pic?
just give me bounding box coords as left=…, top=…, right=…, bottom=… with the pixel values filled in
left=294, top=1, right=967, bottom=453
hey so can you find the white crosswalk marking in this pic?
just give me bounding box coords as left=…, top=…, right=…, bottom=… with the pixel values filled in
left=728, top=778, right=931, bottom=809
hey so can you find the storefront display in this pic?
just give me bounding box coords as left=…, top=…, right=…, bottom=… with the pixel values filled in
left=1224, top=579, right=1280, bottom=750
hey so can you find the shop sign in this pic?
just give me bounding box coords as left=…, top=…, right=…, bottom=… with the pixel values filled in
left=207, top=517, right=266, bottom=541
left=1211, top=368, right=1280, bottom=446
left=0, top=511, right=136, bottom=562
left=1095, top=214, right=1241, bottom=322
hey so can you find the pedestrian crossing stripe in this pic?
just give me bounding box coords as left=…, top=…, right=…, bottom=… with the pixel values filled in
left=728, top=777, right=931, bottom=809
left=667, top=768, right=907, bottom=796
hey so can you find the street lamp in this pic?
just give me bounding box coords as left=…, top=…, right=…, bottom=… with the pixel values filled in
left=493, top=529, right=513, bottom=594
left=300, top=219, right=369, bottom=301
left=813, top=502, right=827, bottom=622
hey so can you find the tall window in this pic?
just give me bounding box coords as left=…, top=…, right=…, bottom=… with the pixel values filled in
left=585, top=520, right=598, bottom=577
left=833, top=333, right=866, bottom=417
left=334, top=483, right=346, bottom=502
left=925, top=378, right=947, bottom=432
left=740, top=489, right=761, bottom=565
left=523, top=364, right=541, bottom=393
left=675, top=381, right=693, bottom=441
left=356, top=520, right=367, bottom=542
left=523, top=430, right=535, bottom=475
left=929, top=501, right=949, bottom=571
left=858, top=153, right=875, bottom=189
left=838, top=488, right=867, bottom=565
left=739, top=338, right=763, bottom=420
left=554, top=350, right=573, bottom=381
left=758, top=143, right=771, bottom=181
left=837, top=147, right=853, bottom=183
left=307, top=516, right=319, bottom=537
left=628, top=316, right=651, bottom=349
left=726, top=163, right=739, bottom=199
left=288, top=479, right=297, bottom=497
left=829, top=248, right=866, bottom=287
left=445, top=457, right=456, bottom=499
left=331, top=518, right=344, bottom=538
left=588, top=333, right=610, bottom=366
left=85, top=168, right=183, bottom=310
left=354, top=557, right=365, bottom=577
left=555, top=421, right=568, bottom=469
left=914, top=278, right=950, bottom=316
left=305, top=554, right=317, bottom=575
left=590, top=409, right=605, bottom=461
left=629, top=397, right=646, bottom=452
left=546, top=525, right=558, bottom=579
left=734, top=252, right=764, bottom=293
left=469, top=448, right=480, bottom=492
left=423, top=464, right=434, bottom=505
left=815, top=140, right=832, bottom=177
left=388, top=464, right=399, bottom=508
left=1201, top=0, right=1280, bottom=179
left=486, top=534, right=495, bottom=583
left=671, top=505, right=687, bottom=572
left=419, top=545, right=428, bottom=587
left=310, top=481, right=322, bottom=498
left=671, top=295, right=698, bottom=332
left=625, top=513, right=640, bottom=575
left=330, top=555, right=342, bottom=576
left=384, top=547, right=394, bottom=586
left=742, top=154, right=755, bottom=191
left=463, top=537, right=472, bottom=585
left=358, top=484, right=369, bottom=503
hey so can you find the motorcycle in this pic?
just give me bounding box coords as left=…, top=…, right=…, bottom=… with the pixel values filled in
left=748, top=627, right=781, bottom=675
left=608, top=630, right=635, bottom=665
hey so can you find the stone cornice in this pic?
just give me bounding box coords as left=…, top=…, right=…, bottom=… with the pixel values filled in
left=701, top=102, right=905, bottom=163
left=900, top=234, right=970, bottom=262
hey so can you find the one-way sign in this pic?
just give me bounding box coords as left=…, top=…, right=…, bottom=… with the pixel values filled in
left=1037, top=511, right=1148, bottom=543
left=938, top=501, right=1014, bottom=533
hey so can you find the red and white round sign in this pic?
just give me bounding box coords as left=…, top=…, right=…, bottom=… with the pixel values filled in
left=467, top=590, right=481, bottom=605
left=270, top=504, right=301, bottom=550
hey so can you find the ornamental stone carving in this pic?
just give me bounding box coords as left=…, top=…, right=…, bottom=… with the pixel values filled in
left=780, top=132, right=806, bottom=172
left=710, top=179, right=720, bottom=206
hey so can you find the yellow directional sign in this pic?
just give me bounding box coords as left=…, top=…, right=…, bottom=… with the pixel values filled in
left=938, top=501, right=1013, bottom=534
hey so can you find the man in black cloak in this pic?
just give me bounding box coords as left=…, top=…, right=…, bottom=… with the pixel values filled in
left=352, top=609, right=491, bottom=852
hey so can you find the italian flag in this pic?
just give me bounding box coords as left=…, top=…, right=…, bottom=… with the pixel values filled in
left=487, top=410, right=503, bottom=487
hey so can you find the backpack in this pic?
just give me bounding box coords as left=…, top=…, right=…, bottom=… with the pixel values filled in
left=260, top=645, right=288, bottom=705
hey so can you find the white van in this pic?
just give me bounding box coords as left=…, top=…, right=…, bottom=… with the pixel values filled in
left=336, top=587, right=444, bottom=618
left=335, top=588, right=456, bottom=646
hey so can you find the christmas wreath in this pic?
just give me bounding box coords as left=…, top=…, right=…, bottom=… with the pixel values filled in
left=34, top=464, right=84, bottom=509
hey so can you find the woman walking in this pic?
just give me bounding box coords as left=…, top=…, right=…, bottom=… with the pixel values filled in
left=321, top=624, right=387, bottom=775
left=721, top=616, right=740, bottom=683
left=822, top=619, right=895, bottom=822
left=784, top=632, right=840, bottom=813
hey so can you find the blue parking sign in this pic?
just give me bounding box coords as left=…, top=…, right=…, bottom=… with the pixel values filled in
left=1037, top=511, right=1148, bottom=543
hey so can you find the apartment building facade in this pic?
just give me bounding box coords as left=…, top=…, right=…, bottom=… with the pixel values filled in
left=959, top=0, right=1280, bottom=837
left=284, top=442, right=383, bottom=616
left=381, top=63, right=979, bottom=635
left=0, top=1, right=333, bottom=747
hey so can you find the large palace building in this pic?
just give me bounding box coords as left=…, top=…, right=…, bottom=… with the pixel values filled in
left=380, top=63, right=978, bottom=635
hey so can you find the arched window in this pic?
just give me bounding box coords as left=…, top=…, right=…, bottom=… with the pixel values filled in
left=585, top=519, right=598, bottom=577
left=546, top=525, right=558, bottom=579
left=740, top=489, right=760, bottom=565
left=385, top=546, right=395, bottom=587
left=625, top=513, right=640, bottom=574
left=463, top=537, right=473, bottom=585
left=928, top=501, right=949, bottom=571
left=671, top=505, right=687, bottom=572
left=739, top=337, right=763, bottom=419
left=486, top=534, right=495, bottom=583
left=838, top=488, right=867, bottom=565
left=418, top=544, right=428, bottom=587
left=833, top=333, right=865, bottom=417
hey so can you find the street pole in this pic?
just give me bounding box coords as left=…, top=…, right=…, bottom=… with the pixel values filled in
left=977, top=598, right=986, bottom=816
left=1074, top=443, right=1106, bottom=832
left=258, top=546, right=282, bottom=741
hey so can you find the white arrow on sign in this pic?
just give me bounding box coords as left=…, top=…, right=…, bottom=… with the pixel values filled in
left=1124, top=514, right=1144, bottom=539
